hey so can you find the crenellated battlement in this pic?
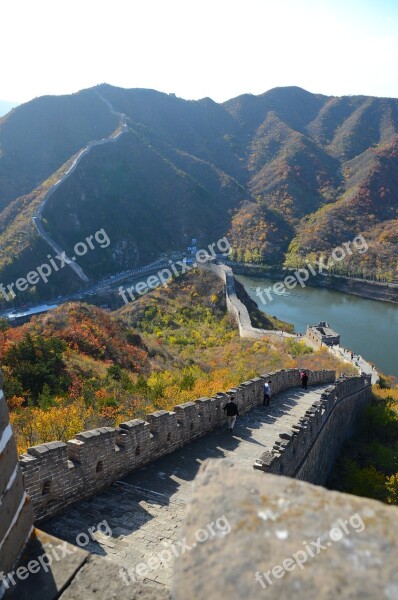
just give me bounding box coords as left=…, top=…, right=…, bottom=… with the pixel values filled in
left=203, top=262, right=297, bottom=338
left=254, top=372, right=372, bottom=483
left=19, top=369, right=336, bottom=522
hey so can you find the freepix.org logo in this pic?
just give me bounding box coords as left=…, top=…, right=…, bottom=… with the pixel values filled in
left=0, top=228, right=110, bottom=301
left=0, top=520, right=112, bottom=591
left=255, top=234, right=368, bottom=305
left=119, top=515, right=231, bottom=585
left=118, top=236, right=231, bottom=304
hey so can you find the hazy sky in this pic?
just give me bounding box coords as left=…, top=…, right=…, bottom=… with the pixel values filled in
left=2, top=0, right=398, bottom=104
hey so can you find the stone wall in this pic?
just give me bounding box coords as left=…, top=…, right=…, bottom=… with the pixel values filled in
left=306, top=325, right=324, bottom=347
left=19, top=369, right=335, bottom=523
left=306, top=322, right=340, bottom=347
left=174, top=459, right=398, bottom=600
left=204, top=262, right=257, bottom=337
left=254, top=373, right=372, bottom=484
left=0, top=370, right=34, bottom=585
left=203, top=262, right=295, bottom=339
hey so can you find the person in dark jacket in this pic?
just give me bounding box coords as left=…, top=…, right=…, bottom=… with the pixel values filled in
left=301, top=371, right=309, bottom=390
left=223, top=396, right=239, bottom=432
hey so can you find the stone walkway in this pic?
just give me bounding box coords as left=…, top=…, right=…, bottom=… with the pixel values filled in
left=42, top=384, right=329, bottom=588
left=329, top=344, right=379, bottom=384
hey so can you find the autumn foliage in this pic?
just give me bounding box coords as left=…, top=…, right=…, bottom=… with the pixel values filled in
left=3, top=271, right=353, bottom=454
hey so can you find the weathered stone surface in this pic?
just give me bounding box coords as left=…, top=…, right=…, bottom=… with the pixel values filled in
left=173, top=459, right=398, bottom=600
left=42, top=385, right=336, bottom=587
left=0, top=501, right=33, bottom=576
left=58, top=554, right=170, bottom=600
left=3, top=530, right=88, bottom=600
left=0, top=379, right=34, bottom=578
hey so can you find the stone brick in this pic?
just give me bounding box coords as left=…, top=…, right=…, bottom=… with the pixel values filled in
left=0, top=499, right=33, bottom=575
left=0, top=371, right=33, bottom=579
left=0, top=435, right=18, bottom=496
left=18, top=368, right=340, bottom=522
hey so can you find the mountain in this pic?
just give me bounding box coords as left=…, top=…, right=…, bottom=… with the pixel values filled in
left=4, top=269, right=350, bottom=453
left=0, top=99, right=19, bottom=117
left=0, top=84, right=398, bottom=305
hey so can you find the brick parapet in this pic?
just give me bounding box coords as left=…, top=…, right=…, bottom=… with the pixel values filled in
left=0, top=369, right=34, bottom=581
left=202, top=262, right=297, bottom=339
left=254, top=373, right=372, bottom=484
left=19, top=368, right=335, bottom=522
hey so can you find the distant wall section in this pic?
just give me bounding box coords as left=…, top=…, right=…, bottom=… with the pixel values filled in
left=254, top=373, right=372, bottom=484
left=203, top=262, right=295, bottom=339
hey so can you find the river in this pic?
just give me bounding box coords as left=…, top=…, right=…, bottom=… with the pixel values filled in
left=236, top=274, right=398, bottom=378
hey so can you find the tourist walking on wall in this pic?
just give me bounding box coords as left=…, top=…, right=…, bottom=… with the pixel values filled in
left=223, top=396, right=239, bottom=432
left=301, top=371, right=309, bottom=390
left=263, top=380, right=272, bottom=406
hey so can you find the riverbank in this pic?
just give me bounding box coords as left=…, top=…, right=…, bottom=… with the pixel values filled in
left=228, top=263, right=398, bottom=305
left=205, top=261, right=380, bottom=382
left=201, top=262, right=296, bottom=339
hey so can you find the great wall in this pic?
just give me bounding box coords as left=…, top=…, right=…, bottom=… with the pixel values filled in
left=204, top=262, right=296, bottom=338
left=0, top=263, right=394, bottom=600
left=18, top=368, right=348, bottom=522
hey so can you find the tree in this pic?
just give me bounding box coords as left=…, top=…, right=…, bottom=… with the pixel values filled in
left=0, top=317, right=9, bottom=346
left=243, top=249, right=252, bottom=263
left=252, top=248, right=262, bottom=263
left=107, top=364, right=122, bottom=381
left=4, top=333, right=69, bottom=402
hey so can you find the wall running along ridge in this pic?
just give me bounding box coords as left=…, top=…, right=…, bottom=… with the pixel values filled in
left=254, top=373, right=372, bottom=484
left=204, top=262, right=377, bottom=384
left=202, top=262, right=296, bottom=338
left=19, top=369, right=336, bottom=523
left=0, top=369, right=34, bottom=581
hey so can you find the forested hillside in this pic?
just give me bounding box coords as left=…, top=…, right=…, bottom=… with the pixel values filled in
left=2, top=269, right=352, bottom=453
left=1, top=84, right=398, bottom=302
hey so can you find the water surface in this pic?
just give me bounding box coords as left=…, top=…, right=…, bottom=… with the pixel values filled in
left=236, top=274, right=398, bottom=378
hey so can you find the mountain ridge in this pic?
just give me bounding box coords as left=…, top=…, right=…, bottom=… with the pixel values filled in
left=0, top=83, right=397, bottom=304
left=0, top=99, right=19, bottom=117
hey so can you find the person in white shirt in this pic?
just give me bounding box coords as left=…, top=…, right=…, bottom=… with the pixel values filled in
left=263, top=380, right=271, bottom=406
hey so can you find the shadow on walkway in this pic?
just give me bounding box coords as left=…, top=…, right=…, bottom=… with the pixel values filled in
left=42, top=385, right=326, bottom=550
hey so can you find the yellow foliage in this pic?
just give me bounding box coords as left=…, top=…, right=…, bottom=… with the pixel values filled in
left=373, top=386, right=398, bottom=403
left=10, top=401, right=94, bottom=455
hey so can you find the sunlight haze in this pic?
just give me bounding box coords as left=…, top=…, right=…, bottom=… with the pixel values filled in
left=2, top=0, right=398, bottom=103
